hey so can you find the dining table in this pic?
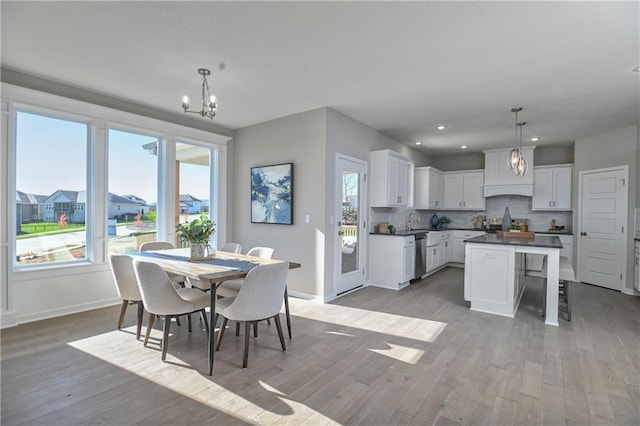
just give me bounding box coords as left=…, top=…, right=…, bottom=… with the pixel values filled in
left=130, top=247, right=301, bottom=375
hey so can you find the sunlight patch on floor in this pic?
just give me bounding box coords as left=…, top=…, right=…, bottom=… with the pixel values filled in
left=288, top=298, right=447, bottom=343
left=67, top=326, right=338, bottom=424
left=368, top=342, right=425, bottom=364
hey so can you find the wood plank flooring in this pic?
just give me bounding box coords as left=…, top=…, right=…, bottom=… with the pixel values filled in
left=2, top=267, right=639, bottom=425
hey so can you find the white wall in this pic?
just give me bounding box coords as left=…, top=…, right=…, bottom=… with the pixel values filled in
left=574, top=125, right=639, bottom=293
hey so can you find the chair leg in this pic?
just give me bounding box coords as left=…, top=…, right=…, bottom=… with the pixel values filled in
left=161, top=315, right=171, bottom=361
left=284, top=287, right=292, bottom=340
left=243, top=322, right=250, bottom=368
left=274, top=314, right=286, bottom=351
left=235, top=322, right=240, bottom=337
left=187, top=314, right=192, bottom=333
left=253, top=321, right=258, bottom=338
left=117, top=300, right=128, bottom=330
left=176, top=316, right=181, bottom=327
left=144, top=314, right=156, bottom=346
left=200, top=309, right=210, bottom=336
left=136, top=302, right=144, bottom=340
left=216, top=317, right=228, bottom=351
left=266, top=318, right=271, bottom=326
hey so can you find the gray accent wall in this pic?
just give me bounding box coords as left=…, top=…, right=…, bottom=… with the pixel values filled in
left=232, top=107, right=430, bottom=300
left=574, top=125, right=639, bottom=293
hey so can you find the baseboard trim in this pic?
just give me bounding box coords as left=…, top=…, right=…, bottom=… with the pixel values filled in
left=15, top=297, right=121, bottom=326
left=286, top=289, right=325, bottom=303
left=1, top=311, right=17, bottom=329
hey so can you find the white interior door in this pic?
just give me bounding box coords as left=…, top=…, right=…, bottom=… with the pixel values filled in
left=335, top=154, right=367, bottom=295
left=578, top=167, right=627, bottom=290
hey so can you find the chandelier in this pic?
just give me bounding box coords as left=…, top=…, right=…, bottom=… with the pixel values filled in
left=181, top=68, right=218, bottom=119
left=507, top=107, right=528, bottom=176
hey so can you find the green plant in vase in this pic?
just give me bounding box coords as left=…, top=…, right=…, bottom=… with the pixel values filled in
left=176, top=214, right=216, bottom=258
left=438, top=216, right=451, bottom=229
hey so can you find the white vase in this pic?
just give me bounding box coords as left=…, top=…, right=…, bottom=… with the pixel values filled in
left=190, top=243, right=206, bottom=259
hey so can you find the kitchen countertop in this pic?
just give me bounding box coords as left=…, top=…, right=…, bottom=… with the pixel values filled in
left=370, top=228, right=573, bottom=237
left=463, top=233, right=563, bottom=249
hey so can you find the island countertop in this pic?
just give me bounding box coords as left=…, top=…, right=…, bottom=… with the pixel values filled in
left=463, top=233, right=563, bottom=249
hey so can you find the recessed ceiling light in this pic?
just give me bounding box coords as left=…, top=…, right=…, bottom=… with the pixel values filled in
left=415, top=141, right=422, bottom=145
left=530, top=136, right=542, bottom=142
left=460, top=145, right=469, bottom=149
left=435, top=124, right=448, bottom=130
left=633, top=66, right=640, bottom=72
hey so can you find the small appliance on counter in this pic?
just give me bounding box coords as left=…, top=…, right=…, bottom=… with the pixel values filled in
left=377, top=222, right=389, bottom=233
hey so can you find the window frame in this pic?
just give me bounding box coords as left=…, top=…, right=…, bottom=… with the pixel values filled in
left=2, top=83, right=229, bottom=278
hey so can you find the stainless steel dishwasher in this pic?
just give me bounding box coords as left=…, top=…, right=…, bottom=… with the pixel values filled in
left=414, top=233, right=427, bottom=279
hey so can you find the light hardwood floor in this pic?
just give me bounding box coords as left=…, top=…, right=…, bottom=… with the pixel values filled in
left=2, top=267, right=639, bottom=425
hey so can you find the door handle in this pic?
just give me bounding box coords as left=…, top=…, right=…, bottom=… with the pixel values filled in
left=580, top=232, right=587, bottom=236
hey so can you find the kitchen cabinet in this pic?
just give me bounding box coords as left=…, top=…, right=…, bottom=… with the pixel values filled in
left=414, top=166, right=443, bottom=209
left=483, top=147, right=535, bottom=196
left=452, top=230, right=486, bottom=263
left=370, top=234, right=415, bottom=290
left=533, top=165, right=573, bottom=211
left=370, top=150, right=414, bottom=207
left=442, top=170, right=485, bottom=210
left=426, top=231, right=451, bottom=272
left=525, top=234, right=573, bottom=275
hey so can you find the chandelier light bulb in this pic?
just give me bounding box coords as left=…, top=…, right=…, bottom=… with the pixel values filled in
left=181, top=96, right=190, bottom=107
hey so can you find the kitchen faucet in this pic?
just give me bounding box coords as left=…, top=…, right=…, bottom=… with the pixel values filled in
left=407, top=212, right=420, bottom=230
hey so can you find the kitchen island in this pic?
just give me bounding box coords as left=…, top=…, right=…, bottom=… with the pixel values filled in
left=463, top=233, right=563, bottom=326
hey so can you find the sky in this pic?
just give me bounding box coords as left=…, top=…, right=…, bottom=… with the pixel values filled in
left=16, top=111, right=210, bottom=203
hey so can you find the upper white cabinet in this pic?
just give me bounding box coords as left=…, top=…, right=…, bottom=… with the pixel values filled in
left=370, top=150, right=414, bottom=207
left=414, top=166, right=443, bottom=209
left=442, top=170, right=485, bottom=210
left=532, top=165, right=573, bottom=211
left=483, top=146, right=535, bottom=196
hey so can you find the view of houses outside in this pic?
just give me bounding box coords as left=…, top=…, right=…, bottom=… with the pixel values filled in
left=15, top=112, right=212, bottom=265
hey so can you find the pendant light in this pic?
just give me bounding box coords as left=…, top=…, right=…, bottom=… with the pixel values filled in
left=514, top=121, right=528, bottom=176
left=508, top=107, right=523, bottom=170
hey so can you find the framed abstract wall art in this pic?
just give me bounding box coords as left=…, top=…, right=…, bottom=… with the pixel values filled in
left=251, top=162, right=293, bottom=225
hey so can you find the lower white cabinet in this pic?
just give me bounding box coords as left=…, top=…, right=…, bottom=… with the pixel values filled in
left=634, top=241, right=639, bottom=291
left=452, top=230, right=486, bottom=263
left=426, top=231, right=451, bottom=272
left=525, top=234, right=574, bottom=275
left=370, top=234, right=415, bottom=290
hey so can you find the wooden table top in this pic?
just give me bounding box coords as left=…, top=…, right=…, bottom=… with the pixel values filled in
left=130, top=248, right=301, bottom=284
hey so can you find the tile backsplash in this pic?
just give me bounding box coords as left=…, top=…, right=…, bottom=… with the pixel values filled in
left=635, top=208, right=640, bottom=238
left=370, top=195, right=573, bottom=233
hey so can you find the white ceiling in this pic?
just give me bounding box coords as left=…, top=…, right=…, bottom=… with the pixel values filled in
left=2, top=1, right=638, bottom=155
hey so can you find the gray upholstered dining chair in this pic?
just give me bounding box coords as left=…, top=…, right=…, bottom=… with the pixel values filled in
left=217, top=247, right=274, bottom=297
left=139, top=240, right=187, bottom=287
left=109, top=253, right=145, bottom=340
left=133, top=260, right=210, bottom=361
left=215, top=262, right=289, bottom=368
left=219, top=243, right=242, bottom=254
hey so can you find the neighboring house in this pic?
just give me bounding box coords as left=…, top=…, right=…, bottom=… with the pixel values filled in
left=16, top=191, right=45, bottom=223
left=43, top=190, right=85, bottom=223
left=122, top=194, right=156, bottom=213
left=179, top=194, right=204, bottom=214
left=108, top=193, right=148, bottom=219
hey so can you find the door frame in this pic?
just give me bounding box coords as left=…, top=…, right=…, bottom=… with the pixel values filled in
left=576, top=165, right=628, bottom=289
left=333, top=153, right=368, bottom=299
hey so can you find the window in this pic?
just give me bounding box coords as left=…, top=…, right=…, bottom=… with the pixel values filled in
left=15, top=111, right=88, bottom=265
left=176, top=142, right=213, bottom=246
left=107, top=129, right=159, bottom=254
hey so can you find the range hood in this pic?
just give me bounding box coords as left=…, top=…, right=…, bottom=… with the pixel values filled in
left=483, top=146, right=535, bottom=197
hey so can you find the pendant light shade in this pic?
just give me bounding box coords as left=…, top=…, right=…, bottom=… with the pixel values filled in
left=513, top=121, right=528, bottom=176
left=508, top=107, right=523, bottom=171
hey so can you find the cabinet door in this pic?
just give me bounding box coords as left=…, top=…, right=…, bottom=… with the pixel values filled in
left=397, top=160, right=410, bottom=206
left=443, top=174, right=463, bottom=209
left=427, top=245, right=439, bottom=271
left=533, top=168, right=554, bottom=209
left=553, top=168, right=572, bottom=209
left=430, top=170, right=444, bottom=209
left=452, top=237, right=465, bottom=263
left=414, top=168, right=429, bottom=209
left=443, top=240, right=452, bottom=263
left=635, top=246, right=639, bottom=290
left=387, top=156, right=401, bottom=206
left=404, top=244, right=415, bottom=282
left=462, top=172, right=485, bottom=209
